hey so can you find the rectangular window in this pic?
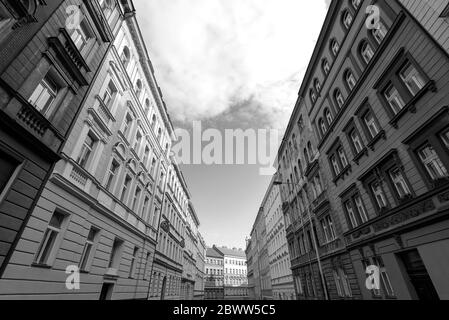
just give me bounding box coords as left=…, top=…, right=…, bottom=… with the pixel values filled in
left=389, top=168, right=411, bottom=198
left=418, top=144, right=449, bottom=180
left=345, top=201, right=358, bottom=229
left=364, top=112, right=380, bottom=138
left=120, top=175, right=132, bottom=203
left=108, top=238, right=123, bottom=269
left=354, top=195, right=369, bottom=223
left=384, top=84, right=406, bottom=115
left=141, top=196, right=149, bottom=219
left=399, top=62, right=425, bottom=96
left=338, top=148, right=349, bottom=168
left=79, top=227, right=98, bottom=271
left=371, top=182, right=388, bottom=209
left=339, top=268, right=352, bottom=297
left=134, top=131, right=142, bottom=152
left=35, top=211, right=65, bottom=265
left=123, top=114, right=133, bottom=138
left=350, top=130, right=363, bottom=154
left=77, top=133, right=96, bottom=169
left=373, top=256, right=395, bottom=297
left=102, top=80, right=117, bottom=108
left=105, top=159, right=120, bottom=191
left=28, top=73, right=60, bottom=115
left=129, top=246, right=139, bottom=278
left=0, top=150, right=19, bottom=195
left=333, top=270, right=344, bottom=297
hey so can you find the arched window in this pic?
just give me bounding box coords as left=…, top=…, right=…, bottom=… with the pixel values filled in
left=372, top=21, right=388, bottom=44
left=157, top=128, right=162, bottom=141
left=307, top=142, right=314, bottom=162
left=330, top=39, right=340, bottom=56
left=298, top=159, right=304, bottom=176
left=145, top=98, right=151, bottom=114
left=314, top=79, right=321, bottom=93
left=121, top=46, right=131, bottom=68
left=342, top=10, right=353, bottom=29
left=319, top=118, right=327, bottom=135
left=345, top=70, right=357, bottom=91
left=360, top=40, right=374, bottom=64
left=310, top=89, right=317, bottom=103
left=322, top=59, right=330, bottom=75
left=352, top=0, right=361, bottom=9
left=325, top=109, right=333, bottom=125
left=334, top=89, right=345, bottom=108
left=135, top=79, right=142, bottom=98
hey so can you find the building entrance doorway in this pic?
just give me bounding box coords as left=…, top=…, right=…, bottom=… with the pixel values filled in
left=399, top=249, right=439, bottom=300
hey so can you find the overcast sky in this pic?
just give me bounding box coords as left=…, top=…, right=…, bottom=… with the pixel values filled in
left=134, top=0, right=329, bottom=249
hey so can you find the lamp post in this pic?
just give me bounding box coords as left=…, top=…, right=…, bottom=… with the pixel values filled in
left=273, top=180, right=329, bottom=300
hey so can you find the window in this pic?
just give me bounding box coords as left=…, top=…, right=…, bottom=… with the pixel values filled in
left=343, top=193, right=368, bottom=229
left=121, top=46, right=131, bottom=68
left=310, top=89, right=317, bottom=103
left=331, top=39, right=340, bottom=56
left=335, top=89, right=345, bottom=108
left=331, top=155, right=341, bottom=176
left=372, top=21, right=388, bottom=44
left=441, top=129, right=449, bottom=149
left=333, top=270, right=344, bottom=297
left=352, top=0, right=361, bottom=9
left=70, top=17, right=93, bottom=53
left=319, top=118, right=327, bottom=135
left=371, top=181, right=388, bottom=209
left=354, top=195, right=368, bottom=223
left=143, top=146, right=150, bottom=166
left=108, top=238, right=123, bottom=269
left=314, top=79, right=321, bottom=92
left=141, top=196, right=149, bottom=219
left=35, top=211, right=65, bottom=265
left=364, top=111, right=380, bottom=138
left=339, top=268, right=352, bottom=297
left=28, top=72, right=60, bottom=116
left=129, top=247, right=139, bottom=278
left=150, top=158, right=156, bottom=176
left=383, top=83, right=406, bottom=115
left=342, top=10, right=353, bottom=29
left=79, top=227, right=98, bottom=271
left=134, top=131, right=142, bottom=152
left=322, top=59, right=330, bottom=75
left=120, top=175, right=132, bottom=202
left=360, top=41, right=374, bottom=64
left=345, top=201, right=358, bottom=228
left=321, top=216, right=336, bottom=243
left=345, top=70, right=357, bottom=91
left=389, top=168, right=411, bottom=198
left=338, top=147, right=349, bottom=168
left=350, top=130, right=363, bottom=154
left=100, top=0, right=115, bottom=20
left=0, top=150, right=19, bottom=195
left=105, top=159, right=120, bottom=191
left=373, top=256, right=395, bottom=297
left=77, top=132, right=96, bottom=169
left=399, top=62, right=425, bottom=96
left=135, top=79, right=143, bottom=98
left=132, top=186, right=141, bottom=211
left=418, top=144, right=449, bottom=180
left=102, top=80, right=117, bottom=108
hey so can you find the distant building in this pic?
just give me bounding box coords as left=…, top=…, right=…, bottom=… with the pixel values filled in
left=204, top=246, right=224, bottom=300
left=214, top=246, right=248, bottom=299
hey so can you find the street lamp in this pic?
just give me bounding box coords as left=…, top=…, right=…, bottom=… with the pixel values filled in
left=273, top=180, right=329, bottom=301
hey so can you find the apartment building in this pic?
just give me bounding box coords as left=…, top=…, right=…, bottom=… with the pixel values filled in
left=204, top=247, right=224, bottom=300
left=0, top=0, right=110, bottom=279
left=245, top=237, right=256, bottom=299
left=0, top=0, right=205, bottom=300
left=194, top=232, right=206, bottom=300
left=278, top=0, right=449, bottom=300
left=264, top=178, right=296, bottom=300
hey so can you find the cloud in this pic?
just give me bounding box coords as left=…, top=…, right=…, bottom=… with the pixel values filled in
left=134, top=0, right=328, bottom=131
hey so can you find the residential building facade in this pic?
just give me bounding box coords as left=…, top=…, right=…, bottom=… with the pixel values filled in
left=215, top=246, right=248, bottom=299
left=204, top=246, right=224, bottom=300
left=0, top=0, right=205, bottom=300
left=278, top=0, right=449, bottom=300
left=194, top=232, right=206, bottom=300
left=264, top=177, right=296, bottom=300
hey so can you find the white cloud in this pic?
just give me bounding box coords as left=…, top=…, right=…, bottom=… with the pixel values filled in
left=134, top=0, right=328, bottom=130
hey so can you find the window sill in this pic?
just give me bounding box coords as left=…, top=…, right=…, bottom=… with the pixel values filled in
left=389, top=81, right=437, bottom=129
left=367, top=130, right=386, bottom=151
left=31, top=263, right=52, bottom=269
left=353, top=147, right=368, bottom=165
left=333, top=165, right=352, bottom=185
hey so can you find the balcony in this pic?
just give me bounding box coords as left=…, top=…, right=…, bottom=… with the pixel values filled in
left=312, top=190, right=329, bottom=213
left=318, top=238, right=342, bottom=257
